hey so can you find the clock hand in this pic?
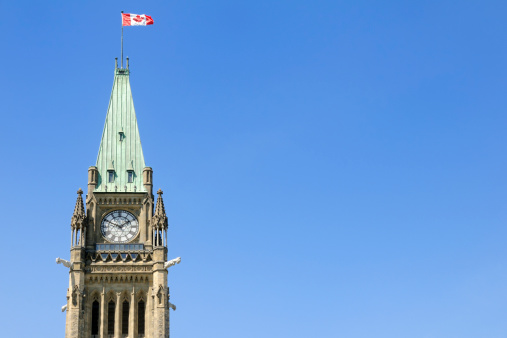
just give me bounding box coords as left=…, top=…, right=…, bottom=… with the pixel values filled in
left=108, top=220, right=120, bottom=229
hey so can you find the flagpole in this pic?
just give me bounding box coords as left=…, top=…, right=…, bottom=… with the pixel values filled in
left=121, top=11, right=124, bottom=68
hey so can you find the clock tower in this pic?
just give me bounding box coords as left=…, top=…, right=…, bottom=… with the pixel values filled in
left=59, top=59, right=179, bottom=338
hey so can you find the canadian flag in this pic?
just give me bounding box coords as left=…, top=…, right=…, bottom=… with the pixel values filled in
left=122, top=13, right=154, bottom=26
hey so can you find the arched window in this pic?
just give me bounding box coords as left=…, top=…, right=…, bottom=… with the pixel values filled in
left=138, top=300, right=146, bottom=336
left=91, top=300, right=100, bottom=337
left=122, top=300, right=129, bottom=335
left=107, top=301, right=115, bottom=335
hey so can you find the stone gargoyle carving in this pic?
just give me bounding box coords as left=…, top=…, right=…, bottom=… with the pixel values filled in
left=61, top=304, right=67, bottom=312
left=164, top=257, right=181, bottom=269
left=56, top=257, right=71, bottom=268
left=168, top=301, right=176, bottom=311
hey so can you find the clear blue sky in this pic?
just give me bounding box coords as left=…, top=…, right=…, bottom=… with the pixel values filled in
left=1, top=1, right=507, bottom=337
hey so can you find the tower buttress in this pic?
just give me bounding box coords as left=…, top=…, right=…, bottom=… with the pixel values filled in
left=65, top=189, right=87, bottom=338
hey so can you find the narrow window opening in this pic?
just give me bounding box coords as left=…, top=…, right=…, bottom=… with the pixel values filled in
left=138, top=300, right=146, bottom=336
left=108, top=171, right=115, bottom=183
left=122, top=300, right=129, bottom=335
left=128, top=171, right=134, bottom=183
left=107, top=301, right=115, bottom=335
left=91, top=300, right=100, bottom=336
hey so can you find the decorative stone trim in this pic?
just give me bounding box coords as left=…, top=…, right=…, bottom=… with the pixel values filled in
left=88, top=274, right=151, bottom=284
left=87, top=265, right=152, bottom=273
left=97, top=197, right=143, bottom=205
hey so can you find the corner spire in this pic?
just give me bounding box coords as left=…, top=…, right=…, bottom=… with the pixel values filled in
left=152, top=189, right=168, bottom=230
left=95, top=63, right=146, bottom=192
left=71, top=189, right=86, bottom=230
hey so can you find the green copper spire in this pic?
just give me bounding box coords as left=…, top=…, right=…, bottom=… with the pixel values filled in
left=95, top=65, right=146, bottom=192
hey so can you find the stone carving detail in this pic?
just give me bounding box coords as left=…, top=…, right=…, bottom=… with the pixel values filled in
left=151, top=189, right=168, bottom=230
left=164, top=257, right=181, bottom=269
left=71, top=189, right=87, bottom=230
left=156, top=285, right=164, bottom=305
left=97, top=197, right=142, bottom=205
left=168, top=301, right=176, bottom=311
left=88, top=265, right=151, bottom=273
left=71, top=285, right=79, bottom=306
left=56, top=257, right=71, bottom=268
left=88, top=275, right=149, bottom=284
left=61, top=304, right=67, bottom=312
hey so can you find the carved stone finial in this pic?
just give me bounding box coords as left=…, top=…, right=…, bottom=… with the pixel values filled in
left=151, top=189, right=168, bottom=230
left=71, top=189, right=87, bottom=230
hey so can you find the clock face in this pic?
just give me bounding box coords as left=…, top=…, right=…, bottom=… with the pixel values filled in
left=101, top=210, right=139, bottom=243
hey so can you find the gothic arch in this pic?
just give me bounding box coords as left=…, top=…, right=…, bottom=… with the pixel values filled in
left=90, top=290, right=101, bottom=302
left=136, top=289, right=146, bottom=301
left=106, top=298, right=116, bottom=336
left=106, top=291, right=116, bottom=303
left=90, top=297, right=100, bottom=337
left=121, top=290, right=130, bottom=302
left=137, top=296, right=147, bottom=336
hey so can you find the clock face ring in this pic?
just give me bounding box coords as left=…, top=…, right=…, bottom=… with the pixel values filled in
left=100, top=210, right=139, bottom=243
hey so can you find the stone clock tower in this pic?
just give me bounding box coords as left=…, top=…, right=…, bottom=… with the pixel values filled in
left=58, top=59, right=180, bottom=338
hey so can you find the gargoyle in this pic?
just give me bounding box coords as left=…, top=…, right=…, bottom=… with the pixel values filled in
left=56, top=257, right=71, bottom=268
left=61, top=304, right=67, bottom=312
left=168, top=301, right=176, bottom=311
left=164, top=257, right=181, bottom=269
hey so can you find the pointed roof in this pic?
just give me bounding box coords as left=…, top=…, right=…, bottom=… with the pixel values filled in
left=71, top=188, right=86, bottom=229
left=95, top=67, right=146, bottom=192
left=151, top=189, right=168, bottom=230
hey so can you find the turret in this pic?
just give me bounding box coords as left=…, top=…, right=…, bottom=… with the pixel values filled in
left=70, top=188, right=87, bottom=248
left=152, top=189, right=168, bottom=247
left=87, top=166, right=98, bottom=193
left=143, top=167, right=153, bottom=196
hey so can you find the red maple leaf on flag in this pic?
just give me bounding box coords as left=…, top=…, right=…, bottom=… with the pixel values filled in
left=122, top=13, right=153, bottom=26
